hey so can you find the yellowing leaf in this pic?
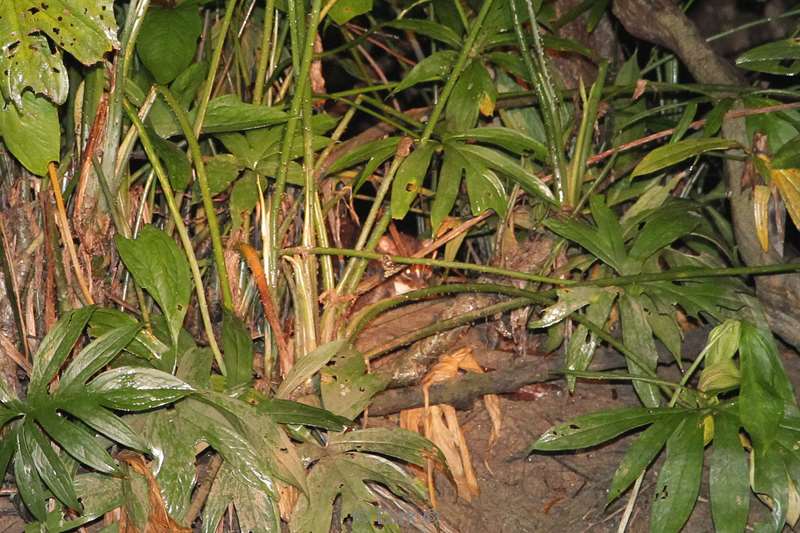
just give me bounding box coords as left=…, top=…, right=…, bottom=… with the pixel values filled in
left=772, top=167, right=800, bottom=231
left=754, top=184, right=771, bottom=252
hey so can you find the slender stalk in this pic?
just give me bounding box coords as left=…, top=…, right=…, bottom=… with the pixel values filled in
left=123, top=101, right=226, bottom=373
left=158, top=87, right=234, bottom=311
left=253, top=0, right=277, bottom=103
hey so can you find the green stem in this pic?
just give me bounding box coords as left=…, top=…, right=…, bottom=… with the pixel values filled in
left=123, top=100, right=226, bottom=373
left=158, top=87, right=234, bottom=311
left=253, top=0, right=277, bottom=104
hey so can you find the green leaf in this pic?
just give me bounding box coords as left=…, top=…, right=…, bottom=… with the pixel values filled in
left=58, top=323, right=142, bottom=394
left=89, top=309, right=168, bottom=363
left=444, top=126, right=548, bottom=160
left=328, top=0, right=372, bottom=24
left=391, top=141, right=436, bottom=220
left=529, top=287, right=616, bottom=329
left=256, top=399, right=351, bottom=431
left=177, top=346, right=213, bottom=389
left=290, top=453, right=427, bottom=533
left=327, top=428, right=443, bottom=467
left=431, top=149, right=463, bottom=231
left=619, top=293, right=661, bottom=407
left=203, top=154, right=241, bottom=195
left=29, top=306, right=96, bottom=397
left=736, top=38, right=800, bottom=75
left=628, top=209, right=700, bottom=261
left=698, top=320, right=741, bottom=393
left=61, top=398, right=148, bottom=452
left=751, top=443, right=789, bottom=531
left=740, top=324, right=794, bottom=447
left=465, top=165, right=507, bottom=218
left=136, top=5, right=202, bottom=84
left=386, top=19, right=461, bottom=48
left=0, top=2, right=68, bottom=106
left=631, top=138, right=740, bottom=177
left=35, top=409, right=118, bottom=474
left=324, top=136, right=400, bottom=176
left=23, top=421, right=81, bottom=511
left=68, top=474, right=124, bottom=530
left=150, top=128, right=192, bottom=191
left=115, top=226, right=191, bottom=350
left=773, top=134, right=800, bottom=169
left=221, top=310, right=253, bottom=390
left=446, top=60, right=495, bottom=131
left=276, top=339, right=347, bottom=399
left=393, top=51, right=457, bottom=93
left=321, top=347, right=389, bottom=419
left=0, top=91, right=60, bottom=176
left=608, top=415, right=682, bottom=503
left=14, top=432, right=49, bottom=521
left=589, top=195, right=626, bottom=266
left=202, top=462, right=280, bottom=533
left=545, top=217, right=623, bottom=272
left=157, top=95, right=289, bottom=138
left=710, top=412, right=749, bottom=533
left=650, top=415, right=704, bottom=533
left=87, top=367, right=194, bottom=411
left=452, top=143, right=555, bottom=204
left=530, top=407, right=691, bottom=452
left=565, top=289, right=616, bottom=391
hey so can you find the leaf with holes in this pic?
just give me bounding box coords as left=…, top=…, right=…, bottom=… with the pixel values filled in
left=320, top=347, right=389, bottom=420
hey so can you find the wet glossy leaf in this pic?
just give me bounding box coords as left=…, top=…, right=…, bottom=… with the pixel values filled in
left=530, top=407, right=692, bottom=451
left=29, top=306, right=95, bottom=397
left=290, top=452, right=427, bottom=533
left=390, top=141, right=436, bottom=220
left=203, top=154, right=241, bottom=195
left=137, top=5, right=202, bottom=84
left=87, top=366, right=194, bottom=411
left=256, top=398, right=351, bottom=431
left=628, top=209, right=700, bottom=262
left=324, top=136, right=400, bottom=175
left=710, top=412, right=749, bottom=533
left=393, top=51, right=457, bottom=93
left=0, top=91, right=60, bottom=176
left=545, top=217, right=624, bottom=273
left=60, top=398, right=148, bottom=452
left=444, top=127, right=548, bottom=160
left=447, top=60, right=495, bottom=131
left=277, top=339, right=347, bottom=399
left=589, top=195, right=626, bottom=267
left=221, top=310, right=253, bottom=390
left=58, top=323, right=141, bottom=394
left=631, top=138, right=739, bottom=177
left=608, top=415, right=682, bottom=503
left=14, top=433, right=48, bottom=521
left=89, top=309, right=168, bottom=363
left=202, top=462, right=280, bottom=533
left=737, top=38, right=800, bottom=75
left=431, top=149, right=463, bottom=231
left=115, top=226, right=191, bottom=349
left=619, top=293, right=661, bottom=407
left=650, top=415, right=704, bottom=533
left=320, top=347, right=389, bottom=419
left=23, top=421, right=81, bottom=511
left=328, top=428, right=442, bottom=467
left=529, top=287, right=616, bottom=329
left=565, top=289, right=616, bottom=391
left=35, top=409, right=118, bottom=474
left=465, top=166, right=506, bottom=217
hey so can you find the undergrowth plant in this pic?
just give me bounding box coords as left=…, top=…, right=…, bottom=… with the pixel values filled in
left=2, top=0, right=800, bottom=531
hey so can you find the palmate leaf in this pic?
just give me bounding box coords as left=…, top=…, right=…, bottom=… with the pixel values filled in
left=202, top=462, right=280, bottom=533
left=290, top=453, right=428, bottom=533
left=327, top=428, right=444, bottom=468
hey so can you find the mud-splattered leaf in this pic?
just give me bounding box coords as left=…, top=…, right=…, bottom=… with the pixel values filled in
left=530, top=287, right=616, bottom=329
left=320, top=347, right=389, bottom=420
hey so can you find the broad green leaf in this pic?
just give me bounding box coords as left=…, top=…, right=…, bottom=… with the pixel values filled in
left=150, top=128, right=192, bottom=191
left=203, top=154, right=241, bottom=195
left=89, top=309, right=168, bottom=363
left=650, top=415, right=704, bottom=533
left=230, top=173, right=260, bottom=221
left=29, top=306, right=96, bottom=397
left=65, top=474, right=124, bottom=530
left=628, top=209, right=700, bottom=262
left=773, top=135, right=800, bottom=169
left=0, top=3, right=68, bottom=106
left=545, top=217, right=623, bottom=272
left=431, top=150, right=463, bottom=231
left=444, top=126, right=548, bottom=160
left=202, top=462, right=280, bottom=533
left=589, top=195, right=626, bottom=265
left=631, top=138, right=740, bottom=177
left=88, top=367, right=193, bottom=411
left=393, top=51, right=457, bottom=93
left=14, top=433, right=49, bottom=521
left=0, top=91, right=60, bottom=176
left=529, top=287, right=616, bottom=329
left=324, top=136, right=400, bottom=176
left=277, top=339, right=347, bottom=399
left=608, top=415, right=682, bottom=503
left=710, top=413, right=749, bottom=533
left=221, top=310, right=254, bottom=390
left=452, top=143, right=555, bottom=204
left=530, top=407, right=692, bottom=451
left=740, top=324, right=794, bottom=447
left=256, top=398, right=351, bottom=431
left=619, top=293, right=661, bottom=407
left=386, top=19, right=461, bottom=48
left=390, top=141, right=436, bottom=220
left=115, top=226, right=191, bottom=349
left=736, top=38, right=800, bottom=75
left=464, top=166, right=507, bottom=218
left=177, top=346, right=213, bottom=389
left=60, top=399, right=148, bottom=452
left=157, top=95, right=289, bottom=138
left=35, top=409, right=118, bottom=474
left=565, top=289, right=616, bottom=391
left=704, top=98, right=735, bottom=137
left=328, top=0, right=372, bottom=24
left=0, top=425, right=17, bottom=478
left=645, top=308, right=683, bottom=364
left=23, top=421, right=81, bottom=511
left=327, top=428, right=443, bottom=467
left=290, top=453, right=427, bottom=533
left=751, top=443, right=789, bottom=531
left=446, top=60, right=495, bottom=131
left=136, top=5, right=202, bottom=84
left=58, top=323, right=142, bottom=394
left=320, top=347, right=389, bottom=419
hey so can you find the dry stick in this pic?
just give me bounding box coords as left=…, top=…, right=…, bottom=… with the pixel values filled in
left=184, top=455, right=223, bottom=526
left=0, top=217, right=30, bottom=363
left=47, top=163, right=94, bottom=305
left=73, top=93, right=109, bottom=217
left=238, top=243, right=292, bottom=374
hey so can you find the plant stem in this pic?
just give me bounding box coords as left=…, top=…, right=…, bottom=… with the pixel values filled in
left=253, top=0, right=277, bottom=103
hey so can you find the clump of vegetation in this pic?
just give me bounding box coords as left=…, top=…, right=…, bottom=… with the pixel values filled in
left=1, top=0, right=800, bottom=531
